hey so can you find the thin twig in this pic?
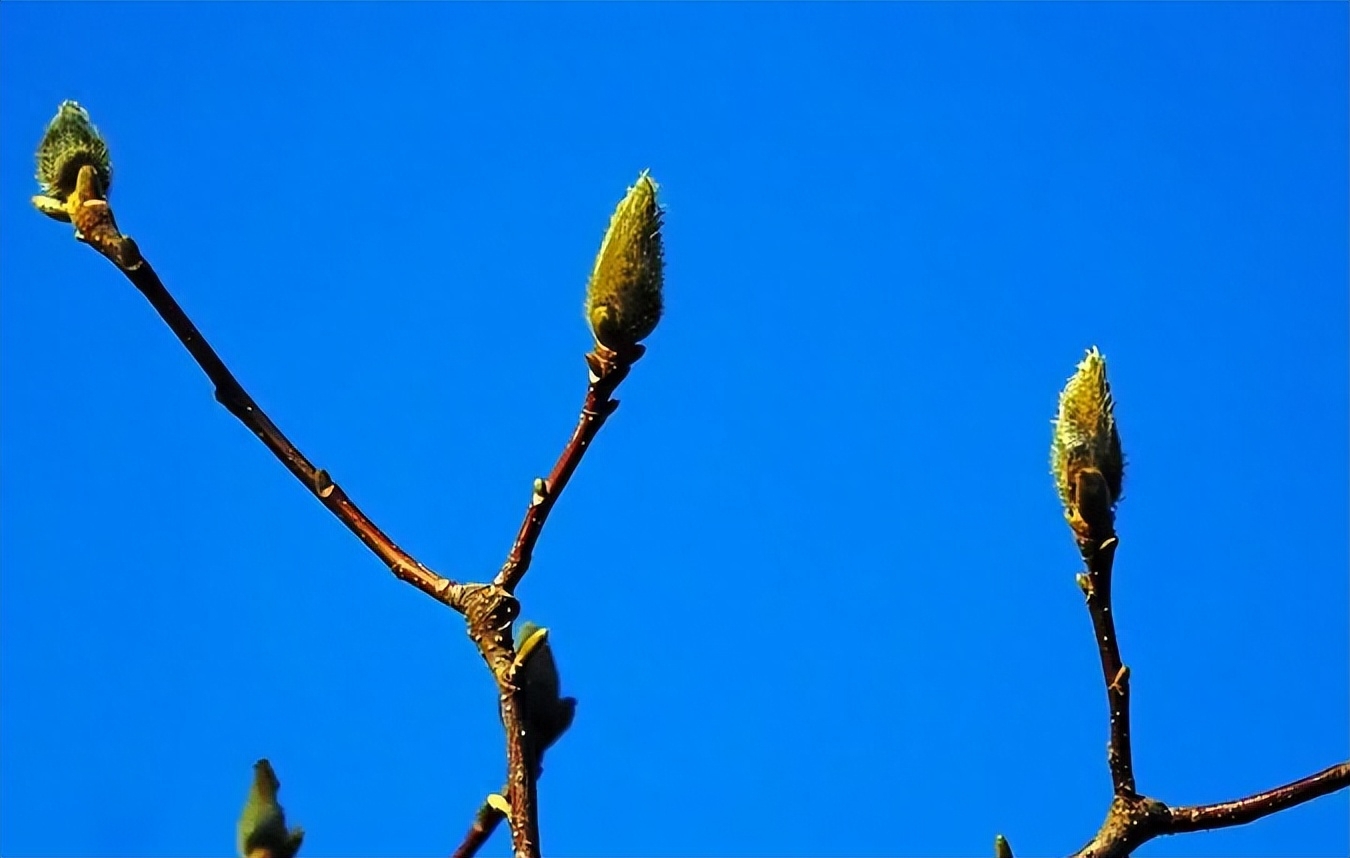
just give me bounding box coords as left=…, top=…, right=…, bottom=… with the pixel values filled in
left=1167, top=762, right=1350, bottom=833
left=495, top=345, right=642, bottom=593
left=1066, top=474, right=1348, bottom=856
left=1071, top=762, right=1350, bottom=857
left=450, top=799, right=505, bottom=858
left=54, top=162, right=617, bottom=858
left=68, top=179, right=459, bottom=608
left=1079, top=535, right=1134, bottom=796
left=483, top=344, right=643, bottom=856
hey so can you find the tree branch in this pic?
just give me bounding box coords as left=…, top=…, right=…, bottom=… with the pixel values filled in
left=40, top=123, right=645, bottom=858
left=450, top=798, right=505, bottom=858
left=67, top=171, right=461, bottom=609
left=64, top=170, right=590, bottom=858
left=1071, top=762, right=1350, bottom=857
left=502, top=690, right=541, bottom=858
left=1078, top=533, right=1134, bottom=796
left=1166, top=762, right=1350, bottom=833
left=481, top=344, right=643, bottom=855
left=495, top=345, right=642, bottom=593
left=1067, top=464, right=1136, bottom=799
left=1066, top=471, right=1349, bottom=857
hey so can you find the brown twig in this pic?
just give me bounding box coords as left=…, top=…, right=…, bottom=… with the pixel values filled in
left=1166, top=762, right=1350, bottom=832
left=1067, top=472, right=1349, bottom=856
left=49, top=159, right=633, bottom=858
left=473, top=344, right=642, bottom=856
left=495, top=344, right=643, bottom=593
left=65, top=175, right=602, bottom=858
left=1077, top=535, right=1134, bottom=796
left=68, top=167, right=460, bottom=609
left=1071, top=763, right=1350, bottom=857
left=450, top=799, right=505, bottom=858
left=1070, top=468, right=1134, bottom=797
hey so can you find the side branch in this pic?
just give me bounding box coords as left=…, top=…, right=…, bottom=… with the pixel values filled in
left=481, top=344, right=643, bottom=856
left=71, top=184, right=458, bottom=607
left=1072, top=761, right=1350, bottom=858
left=1167, top=762, right=1350, bottom=833
left=495, top=344, right=643, bottom=593
left=450, top=799, right=505, bottom=858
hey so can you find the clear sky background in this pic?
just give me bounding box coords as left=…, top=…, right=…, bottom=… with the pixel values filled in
left=1, top=3, right=1346, bottom=857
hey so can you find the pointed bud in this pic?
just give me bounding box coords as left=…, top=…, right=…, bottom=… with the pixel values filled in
left=995, top=834, right=1014, bottom=858
left=584, top=171, right=664, bottom=350
left=510, top=621, right=577, bottom=776
left=35, top=101, right=112, bottom=203
left=237, top=759, right=304, bottom=858
left=1051, top=348, right=1124, bottom=526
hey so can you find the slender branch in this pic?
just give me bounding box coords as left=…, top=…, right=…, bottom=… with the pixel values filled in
left=1071, top=762, right=1350, bottom=858
left=1066, top=474, right=1349, bottom=856
left=1079, top=534, right=1134, bottom=796
left=479, top=344, right=642, bottom=856
left=450, top=799, right=505, bottom=858
left=495, top=345, right=642, bottom=592
left=1167, top=762, right=1350, bottom=833
left=51, top=159, right=615, bottom=858
left=67, top=178, right=460, bottom=608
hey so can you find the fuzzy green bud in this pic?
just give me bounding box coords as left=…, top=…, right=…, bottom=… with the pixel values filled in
left=35, top=101, right=112, bottom=202
left=1051, top=347, right=1125, bottom=523
left=584, top=171, right=664, bottom=350
left=237, top=759, right=304, bottom=858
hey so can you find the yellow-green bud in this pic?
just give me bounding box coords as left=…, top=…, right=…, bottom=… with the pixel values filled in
left=237, top=759, right=304, bottom=858
left=35, top=101, right=112, bottom=201
left=1051, top=347, right=1125, bottom=521
left=584, top=171, right=664, bottom=350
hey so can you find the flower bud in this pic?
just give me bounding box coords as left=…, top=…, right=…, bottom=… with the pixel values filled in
left=36, top=101, right=112, bottom=202
left=237, top=759, right=304, bottom=858
left=584, top=171, right=664, bottom=350
left=1051, top=347, right=1125, bottom=524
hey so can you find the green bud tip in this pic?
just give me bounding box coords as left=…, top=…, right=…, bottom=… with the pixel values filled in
left=1051, top=347, right=1125, bottom=520
left=237, top=759, right=303, bottom=858
left=995, top=834, right=1014, bottom=858
left=35, top=101, right=112, bottom=201
left=584, top=171, right=665, bottom=350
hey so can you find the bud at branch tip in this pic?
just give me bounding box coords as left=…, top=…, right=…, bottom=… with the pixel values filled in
left=584, top=171, right=665, bottom=351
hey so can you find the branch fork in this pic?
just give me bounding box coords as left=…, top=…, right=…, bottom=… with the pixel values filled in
left=40, top=177, right=642, bottom=858
left=1045, top=350, right=1349, bottom=858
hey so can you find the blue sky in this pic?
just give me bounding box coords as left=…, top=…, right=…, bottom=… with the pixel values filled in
left=1, top=3, right=1346, bottom=857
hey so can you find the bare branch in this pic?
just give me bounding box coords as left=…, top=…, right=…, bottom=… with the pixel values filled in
left=67, top=166, right=461, bottom=609
left=1167, top=762, right=1350, bottom=833
left=450, top=799, right=505, bottom=858
left=1072, top=762, right=1350, bottom=858
left=1076, top=526, right=1134, bottom=796
left=495, top=344, right=642, bottom=593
